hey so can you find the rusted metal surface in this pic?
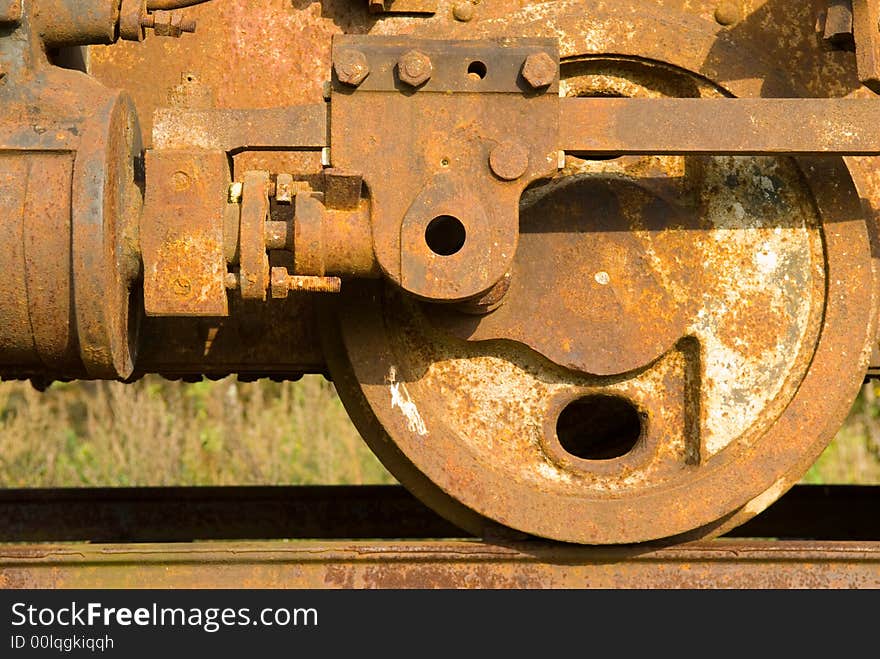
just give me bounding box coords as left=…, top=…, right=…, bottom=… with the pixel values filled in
left=0, top=14, right=143, bottom=381
left=152, top=106, right=327, bottom=151
left=237, top=170, right=271, bottom=301
left=142, top=149, right=230, bottom=316
left=851, top=0, right=880, bottom=92
left=559, top=98, right=880, bottom=155
left=1, top=540, right=879, bottom=588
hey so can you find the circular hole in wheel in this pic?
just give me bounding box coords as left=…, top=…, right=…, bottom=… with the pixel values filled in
left=467, top=61, right=487, bottom=80
left=556, top=394, right=643, bottom=460
left=425, top=215, right=467, bottom=256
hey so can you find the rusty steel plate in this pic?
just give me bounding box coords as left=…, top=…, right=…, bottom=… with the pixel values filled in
left=324, top=49, right=879, bottom=544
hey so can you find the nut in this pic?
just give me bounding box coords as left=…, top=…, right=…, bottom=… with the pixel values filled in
left=334, top=50, right=370, bottom=87
left=521, top=52, right=556, bottom=89
left=398, top=50, right=433, bottom=87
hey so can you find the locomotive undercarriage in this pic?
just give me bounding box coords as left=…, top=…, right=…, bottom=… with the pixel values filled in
left=2, top=0, right=880, bottom=543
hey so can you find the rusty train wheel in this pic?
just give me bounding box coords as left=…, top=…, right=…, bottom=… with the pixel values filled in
left=323, top=55, right=879, bottom=544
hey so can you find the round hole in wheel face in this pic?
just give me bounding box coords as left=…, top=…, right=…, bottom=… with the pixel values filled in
left=555, top=394, right=643, bottom=460
left=425, top=215, right=466, bottom=256
left=467, top=61, right=487, bottom=80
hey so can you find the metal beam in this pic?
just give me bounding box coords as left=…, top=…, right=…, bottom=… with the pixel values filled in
left=560, top=97, right=880, bottom=155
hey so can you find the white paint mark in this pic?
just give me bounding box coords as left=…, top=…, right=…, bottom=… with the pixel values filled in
left=594, top=271, right=610, bottom=285
left=388, top=366, right=428, bottom=436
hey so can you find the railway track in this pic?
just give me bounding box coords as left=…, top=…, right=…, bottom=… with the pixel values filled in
left=0, top=484, right=878, bottom=588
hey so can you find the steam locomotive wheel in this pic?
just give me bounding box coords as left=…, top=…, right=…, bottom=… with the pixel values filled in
left=324, top=56, right=878, bottom=545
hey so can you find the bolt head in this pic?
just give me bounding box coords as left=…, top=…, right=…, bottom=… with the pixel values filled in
left=521, top=51, right=557, bottom=89
left=489, top=140, right=529, bottom=181
left=452, top=1, right=474, bottom=21
left=334, top=50, right=370, bottom=86
left=398, top=50, right=433, bottom=87
left=714, top=1, right=741, bottom=26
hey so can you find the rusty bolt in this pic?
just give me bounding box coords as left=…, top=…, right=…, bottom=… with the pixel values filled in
left=714, top=2, right=741, bottom=26
left=521, top=52, right=556, bottom=89
left=270, top=268, right=342, bottom=298
left=452, top=1, right=474, bottom=22
left=489, top=140, right=529, bottom=181
left=334, top=50, right=370, bottom=87
left=398, top=50, right=433, bottom=87
left=141, top=10, right=196, bottom=37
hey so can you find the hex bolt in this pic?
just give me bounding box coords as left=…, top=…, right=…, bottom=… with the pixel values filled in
left=398, top=50, right=433, bottom=87
left=521, top=52, right=557, bottom=89
left=489, top=140, right=529, bottom=181
left=334, top=50, right=370, bottom=87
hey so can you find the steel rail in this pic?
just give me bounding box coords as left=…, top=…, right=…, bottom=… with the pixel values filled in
left=559, top=98, right=880, bottom=155
left=1, top=540, right=878, bottom=588
left=0, top=486, right=878, bottom=587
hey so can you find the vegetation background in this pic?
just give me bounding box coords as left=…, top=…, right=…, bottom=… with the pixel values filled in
left=0, top=375, right=877, bottom=487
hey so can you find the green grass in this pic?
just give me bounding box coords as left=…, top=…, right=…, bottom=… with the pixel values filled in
left=0, top=375, right=877, bottom=488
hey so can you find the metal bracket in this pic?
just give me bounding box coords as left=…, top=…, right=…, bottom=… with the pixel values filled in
left=330, top=36, right=559, bottom=302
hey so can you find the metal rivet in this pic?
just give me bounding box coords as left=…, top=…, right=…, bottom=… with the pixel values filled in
left=452, top=1, right=474, bottom=22
left=714, top=2, right=741, bottom=26
left=489, top=140, right=529, bottom=181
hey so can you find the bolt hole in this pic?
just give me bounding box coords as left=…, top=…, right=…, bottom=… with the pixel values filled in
left=556, top=395, right=643, bottom=460
left=467, top=61, right=487, bottom=80
left=425, top=215, right=466, bottom=256
left=441, top=158, right=450, bottom=167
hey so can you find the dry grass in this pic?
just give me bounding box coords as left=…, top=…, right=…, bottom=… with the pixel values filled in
left=0, top=375, right=877, bottom=488
left=0, top=375, right=393, bottom=487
